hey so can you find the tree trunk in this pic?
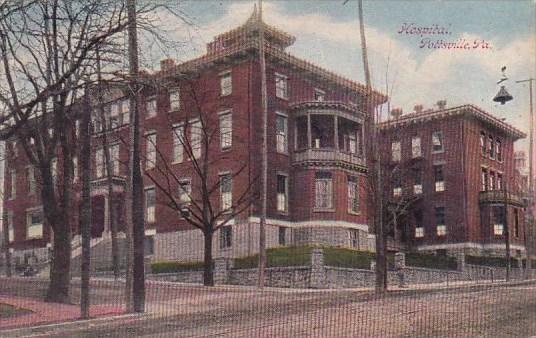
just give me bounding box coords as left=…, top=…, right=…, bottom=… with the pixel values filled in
left=46, top=221, right=71, bottom=303
left=203, top=230, right=214, bottom=286
left=2, top=214, right=11, bottom=277
left=80, top=87, right=92, bottom=318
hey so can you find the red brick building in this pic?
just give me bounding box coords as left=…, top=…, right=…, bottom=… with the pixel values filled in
left=379, top=104, right=527, bottom=257
left=2, top=9, right=386, bottom=265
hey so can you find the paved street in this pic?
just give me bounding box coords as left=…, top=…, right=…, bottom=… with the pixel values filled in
left=4, top=281, right=536, bottom=337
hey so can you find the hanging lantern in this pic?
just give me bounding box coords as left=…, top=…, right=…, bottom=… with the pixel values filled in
left=493, top=85, right=513, bottom=105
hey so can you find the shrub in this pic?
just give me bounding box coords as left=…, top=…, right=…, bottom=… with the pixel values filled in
left=234, top=246, right=312, bottom=269
left=405, top=252, right=457, bottom=271
left=323, top=247, right=375, bottom=269
left=466, top=255, right=518, bottom=268
left=151, top=261, right=206, bottom=274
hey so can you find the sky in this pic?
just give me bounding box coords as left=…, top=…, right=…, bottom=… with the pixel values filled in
left=145, top=0, right=535, bottom=152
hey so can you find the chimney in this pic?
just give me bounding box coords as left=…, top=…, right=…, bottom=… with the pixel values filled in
left=160, top=58, right=175, bottom=72
left=436, top=100, right=447, bottom=110
left=414, top=104, right=423, bottom=114
left=390, top=108, right=403, bottom=119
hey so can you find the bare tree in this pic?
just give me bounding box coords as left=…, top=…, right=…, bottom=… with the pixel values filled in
left=0, top=0, right=130, bottom=303
left=143, top=82, right=258, bottom=287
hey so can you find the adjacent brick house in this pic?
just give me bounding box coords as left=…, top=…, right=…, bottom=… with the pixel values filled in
left=379, top=104, right=527, bottom=257
left=2, top=9, right=387, bottom=265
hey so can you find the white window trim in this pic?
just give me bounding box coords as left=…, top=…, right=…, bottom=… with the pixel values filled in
left=219, top=71, right=232, bottom=97
left=276, top=112, right=288, bottom=154
left=146, top=97, right=157, bottom=119
left=145, top=131, right=157, bottom=170
left=145, top=186, right=156, bottom=224
left=276, top=172, right=289, bottom=214
left=26, top=206, right=44, bottom=239
left=275, top=72, right=289, bottom=100
left=219, top=111, right=233, bottom=150
left=172, top=123, right=184, bottom=164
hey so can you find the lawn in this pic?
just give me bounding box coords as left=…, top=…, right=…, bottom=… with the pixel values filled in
left=0, top=303, right=31, bottom=319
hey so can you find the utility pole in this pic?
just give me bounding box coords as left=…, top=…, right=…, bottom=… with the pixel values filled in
left=503, top=180, right=511, bottom=281
left=80, top=85, right=92, bottom=319
left=357, top=0, right=386, bottom=291
left=257, top=0, right=268, bottom=289
left=127, top=0, right=145, bottom=313
left=516, top=78, right=534, bottom=270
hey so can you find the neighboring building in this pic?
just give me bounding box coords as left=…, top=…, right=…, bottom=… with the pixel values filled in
left=2, top=8, right=386, bottom=265
left=379, top=103, right=527, bottom=257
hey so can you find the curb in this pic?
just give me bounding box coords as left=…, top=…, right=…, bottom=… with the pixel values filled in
left=0, top=312, right=148, bottom=337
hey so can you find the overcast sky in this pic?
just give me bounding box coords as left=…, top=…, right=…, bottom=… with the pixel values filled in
left=147, top=0, right=535, bottom=152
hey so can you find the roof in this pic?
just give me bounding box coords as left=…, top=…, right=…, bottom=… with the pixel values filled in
left=378, top=104, right=526, bottom=140
left=153, top=7, right=386, bottom=104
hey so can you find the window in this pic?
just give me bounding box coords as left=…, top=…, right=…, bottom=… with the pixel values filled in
left=75, top=120, right=80, bottom=138
left=488, top=136, right=494, bottom=159
left=392, top=170, right=402, bottom=197
left=414, top=210, right=423, bottom=238
left=481, top=168, right=488, bottom=191
left=435, top=207, right=446, bottom=236
left=276, top=174, right=288, bottom=212
left=496, top=139, right=502, bottom=161
left=146, top=98, right=157, bottom=119
left=110, top=144, right=120, bottom=176
left=276, top=114, right=288, bottom=153
left=73, top=157, right=78, bottom=182
left=347, top=132, right=358, bottom=155
left=26, top=208, right=43, bottom=239
left=145, top=187, right=156, bottom=223
left=169, top=88, right=180, bottom=111
left=314, top=88, right=325, bottom=101
left=411, top=136, right=422, bottom=158
left=220, top=71, right=232, bottom=96
left=514, top=209, right=520, bottom=238
left=26, top=166, right=35, bottom=195
left=497, top=173, right=503, bottom=191
left=144, top=236, right=154, bottom=256
left=279, top=227, right=286, bottom=246
left=178, top=179, right=191, bottom=204
left=96, top=149, right=104, bottom=178
left=433, top=165, right=445, bottom=192
left=494, top=223, right=504, bottom=236
left=145, top=132, right=156, bottom=169
left=11, top=140, right=18, bottom=157
left=489, top=171, right=496, bottom=190
left=172, top=124, right=184, bottom=163
left=219, top=113, right=232, bottom=150
left=220, top=226, right=232, bottom=249
left=480, top=132, right=486, bottom=156
left=110, top=102, right=120, bottom=128
left=347, top=176, right=359, bottom=213
left=415, top=227, right=424, bottom=238
left=492, top=206, right=504, bottom=235
left=349, top=230, right=360, bottom=248
left=431, top=131, right=444, bottom=152
left=220, top=173, right=232, bottom=211
left=5, top=211, right=14, bottom=242
left=391, top=141, right=401, bottom=162
left=122, top=99, right=130, bottom=124
left=51, top=158, right=57, bottom=184
left=315, top=172, right=333, bottom=209
left=413, top=168, right=422, bottom=194
left=190, top=119, right=202, bottom=159
left=9, top=169, right=16, bottom=200
left=275, top=73, right=288, bottom=99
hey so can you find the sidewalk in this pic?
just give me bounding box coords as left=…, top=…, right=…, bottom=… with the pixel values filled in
left=0, top=295, right=124, bottom=330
